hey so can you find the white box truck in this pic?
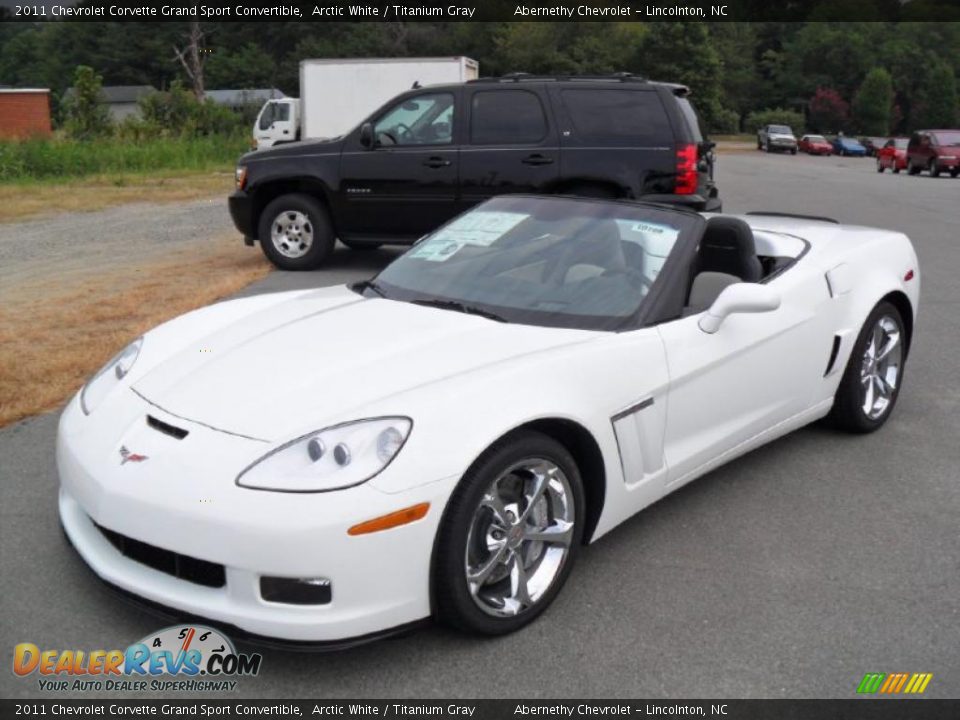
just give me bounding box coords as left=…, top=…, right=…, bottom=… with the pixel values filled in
left=253, top=56, right=479, bottom=150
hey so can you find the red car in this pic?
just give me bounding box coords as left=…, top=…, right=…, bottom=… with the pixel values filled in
left=906, top=130, right=960, bottom=177
left=798, top=134, right=833, bottom=155
left=876, top=138, right=908, bottom=173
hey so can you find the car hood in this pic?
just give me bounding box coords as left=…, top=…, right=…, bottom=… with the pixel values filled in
left=133, top=286, right=597, bottom=441
left=769, top=133, right=796, bottom=140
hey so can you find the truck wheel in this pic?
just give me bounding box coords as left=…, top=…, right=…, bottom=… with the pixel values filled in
left=258, top=194, right=335, bottom=271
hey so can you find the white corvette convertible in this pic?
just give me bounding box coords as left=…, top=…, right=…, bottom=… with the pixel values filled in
left=58, top=195, right=919, bottom=644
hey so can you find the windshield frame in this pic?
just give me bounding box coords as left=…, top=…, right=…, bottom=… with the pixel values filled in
left=363, top=195, right=705, bottom=333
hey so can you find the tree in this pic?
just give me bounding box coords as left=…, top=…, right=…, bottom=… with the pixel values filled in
left=853, top=68, right=894, bottom=135
left=912, top=60, right=958, bottom=129
left=634, top=23, right=724, bottom=129
left=173, top=21, right=208, bottom=99
left=809, top=87, right=850, bottom=133
left=64, top=65, right=111, bottom=139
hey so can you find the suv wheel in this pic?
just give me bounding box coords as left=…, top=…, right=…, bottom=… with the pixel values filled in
left=258, top=194, right=335, bottom=271
left=929, top=160, right=941, bottom=178
left=907, top=159, right=921, bottom=175
left=951, top=168, right=959, bottom=178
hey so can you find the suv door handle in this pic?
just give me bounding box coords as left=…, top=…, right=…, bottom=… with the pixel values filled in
left=522, top=154, right=554, bottom=166
left=423, top=157, right=451, bottom=169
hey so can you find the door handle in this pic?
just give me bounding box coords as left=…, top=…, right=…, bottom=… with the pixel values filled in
left=423, top=157, right=452, bottom=168
left=522, top=154, right=554, bottom=166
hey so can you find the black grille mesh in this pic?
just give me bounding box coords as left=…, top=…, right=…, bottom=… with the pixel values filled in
left=95, top=523, right=226, bottom=588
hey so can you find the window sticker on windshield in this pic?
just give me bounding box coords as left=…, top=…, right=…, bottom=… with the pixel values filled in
left=409, top=211, right=528, bottom=261
left=620, top=220, right=680, bottom=256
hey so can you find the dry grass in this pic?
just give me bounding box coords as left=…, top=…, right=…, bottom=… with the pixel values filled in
left=0, top=237, right=271, bottom=427
left=0, top=171, right=234, bottom=223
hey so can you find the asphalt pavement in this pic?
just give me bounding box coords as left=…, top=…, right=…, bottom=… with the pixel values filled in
left=1, top=152, right=958, bottom=699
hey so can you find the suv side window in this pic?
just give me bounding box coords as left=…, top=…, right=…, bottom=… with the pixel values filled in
left=470, top=90, right=547, bottom=145
left=374, top=92, right=455, bottom=146
left=560, top=89, right=671, bottom=145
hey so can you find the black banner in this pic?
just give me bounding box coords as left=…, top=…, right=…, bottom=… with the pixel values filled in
left=2, top=700, right=960, bottom=719
left=3, top=0, right=960, bottom=23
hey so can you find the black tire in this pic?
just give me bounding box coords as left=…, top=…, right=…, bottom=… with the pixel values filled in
left=826, top=301, right=908, bottom=434
left=929, top=160, right=941, bottom=178
left=340, top=239, right=383, bottom=251
left=765, top=143, right=772, bottom=153
left=433, top=430, right=585, bottom=636
left=876, top=158, right=884, bottom=173
left=258, top=194, right=335, bottom=271
left=908, top=160, right=921, bottom=176
left=893, top=163, right=901, bottom=174
left=790, top=148, right=797, bottom=155
left=951, top=168, right=959, bottom=178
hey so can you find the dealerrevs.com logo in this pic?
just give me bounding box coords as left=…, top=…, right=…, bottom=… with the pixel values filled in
left=13, top=624, right=262, bottom=692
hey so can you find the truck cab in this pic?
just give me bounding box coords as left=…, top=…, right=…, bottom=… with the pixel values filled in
left=254, top=99, right=301, bottom=149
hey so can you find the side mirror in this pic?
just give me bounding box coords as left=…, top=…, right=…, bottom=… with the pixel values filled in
left=699, top=283, right=780, bottom=334
left=359, top=122, right=374, bottom=149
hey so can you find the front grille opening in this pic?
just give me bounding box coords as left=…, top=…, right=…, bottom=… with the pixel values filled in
left=95, top=523, right=225, bottom=588
left=261, top=576, right=332, bottom=605
left=146, top=415, right=189, bottom=440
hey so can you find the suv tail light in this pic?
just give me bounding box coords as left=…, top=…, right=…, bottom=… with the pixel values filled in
left=675, top=144, right=698, bottom=195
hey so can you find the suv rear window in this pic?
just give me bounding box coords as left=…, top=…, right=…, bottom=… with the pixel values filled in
left=470, top=90, right=547, bottom=145
left=560, top=89, right=672, bottom=145
left=675, top=97, right=703, bottom=142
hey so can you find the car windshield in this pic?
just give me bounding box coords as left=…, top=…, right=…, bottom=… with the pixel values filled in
left=807, top=135, right=826, bottom=142
left=932, top=131, right=960, bottom=146
left=368, top=196, right=701, bottom=331
left=769, top=125, right=792, bottom=134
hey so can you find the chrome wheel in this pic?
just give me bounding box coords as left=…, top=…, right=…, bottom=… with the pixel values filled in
left=860, top=315, right=902, bottom=420
left=464, top=459, right=575, bottom=618
left=270, top=210, right=314, bottom=259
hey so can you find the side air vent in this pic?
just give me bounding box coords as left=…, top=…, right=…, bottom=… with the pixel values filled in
left=824, top=335, right=842, bottom=377
left=146, top=415, right=189, bottom=440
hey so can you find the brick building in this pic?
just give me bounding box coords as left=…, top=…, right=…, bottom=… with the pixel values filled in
left=0, top=89, right=52, bottom=139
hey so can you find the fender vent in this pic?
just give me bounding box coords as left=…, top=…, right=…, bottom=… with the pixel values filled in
left=824, top=335, right=842, bottom=376
left=146, top=415, right=189, bottom=440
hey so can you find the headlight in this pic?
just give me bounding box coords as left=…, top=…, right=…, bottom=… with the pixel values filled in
left=237, top=417, right=412, bottom=492
left=80, top=338, right=143, bottom=415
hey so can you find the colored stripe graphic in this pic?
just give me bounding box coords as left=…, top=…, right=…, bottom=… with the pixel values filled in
left=857, top=673, right=885, bottom=694
left=857, top=672, right=932, bottom=694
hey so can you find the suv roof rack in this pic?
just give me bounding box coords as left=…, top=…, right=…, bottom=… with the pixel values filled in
left=746, top=211, right=839, bottom=224
left=469, top=72, right=648, bottom=84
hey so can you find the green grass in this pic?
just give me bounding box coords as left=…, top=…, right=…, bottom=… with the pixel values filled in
left=0, top=135, right=250, bottom=184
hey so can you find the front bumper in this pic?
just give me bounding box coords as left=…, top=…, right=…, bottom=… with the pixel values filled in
left=933, top=156, right=959, bottom=169
left=56, top=395, right=455, bottom=642
left=228, top=190, right=256, bottom=242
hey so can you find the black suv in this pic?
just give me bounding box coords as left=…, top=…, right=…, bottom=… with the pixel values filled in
left=229, top=74, right=720, bottom=270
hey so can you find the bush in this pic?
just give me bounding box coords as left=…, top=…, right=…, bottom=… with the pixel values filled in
left=709, top=108, right=741, bottom=135
left=64, top=66, right=111, bottom=140
left=743, top=108, right=806, bottom=135
left=138, top=80, right=246, bottom=139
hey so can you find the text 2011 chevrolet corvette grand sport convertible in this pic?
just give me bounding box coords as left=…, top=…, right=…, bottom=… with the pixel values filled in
left=58, top=196, right=920, bottom=644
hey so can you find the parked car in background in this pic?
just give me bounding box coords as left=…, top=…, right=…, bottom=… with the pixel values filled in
left=231, top=74, right=721, bottom=270
left=876, top=138, right=909, bottom=173
left=757, top=124, right=798, bottom=154
left=798, top=134, right=832, bottom=155
left=906, top=130, right=960, bottom=177
left=832, top=137, right=867, bottom=157
left=858, top=137, right=887, bottom=157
